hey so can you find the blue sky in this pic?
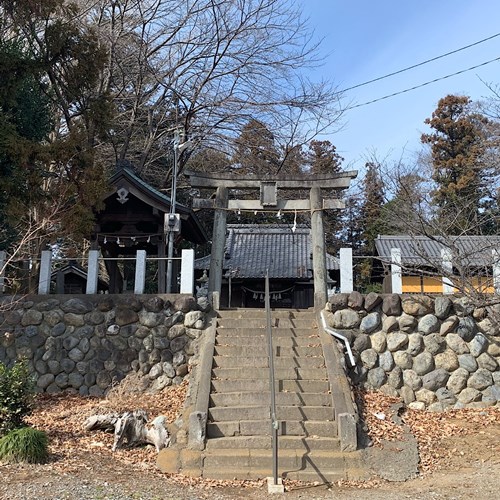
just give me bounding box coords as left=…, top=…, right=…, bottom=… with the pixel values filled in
left=301, top=1, right=500, bottom=172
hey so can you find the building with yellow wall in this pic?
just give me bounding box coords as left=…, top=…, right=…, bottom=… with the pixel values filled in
left=374, top=235, right=500, bottom=295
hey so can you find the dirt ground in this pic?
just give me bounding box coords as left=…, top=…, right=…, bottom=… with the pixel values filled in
left=0, top=383, right=499, bottom=500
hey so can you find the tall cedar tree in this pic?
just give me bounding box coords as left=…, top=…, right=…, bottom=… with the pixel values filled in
left=421, top=94, right=489, bottom=233
left=305, top=140, right=344, bottom=253
left=337, top=194, right=364, bottom=252
left=304, top=140, right=343, bottom=175
left=360, top=162, right=385, bottom=252
left=232, top=119, right=280, bottom=176
left=357, top=162, right=385, bottom=291
left=379, top=173, right=427, bottom=235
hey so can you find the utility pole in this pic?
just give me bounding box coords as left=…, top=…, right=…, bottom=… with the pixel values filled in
left=166, top=129, right=191, bottom=293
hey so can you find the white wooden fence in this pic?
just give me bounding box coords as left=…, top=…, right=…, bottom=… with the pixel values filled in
left=33, top=249, right=195, bottom=295
left=3, top=246, right=500, bottom=296
left=338, top=247, right=500, bottom=295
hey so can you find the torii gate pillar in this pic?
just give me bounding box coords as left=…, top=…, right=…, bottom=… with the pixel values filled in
left=310, top=187, right=328, bottom=308
left=208, top=186, right=228, bottom=302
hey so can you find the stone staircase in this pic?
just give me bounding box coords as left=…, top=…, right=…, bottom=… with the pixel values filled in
left=201, top=308, right=364, bottom=482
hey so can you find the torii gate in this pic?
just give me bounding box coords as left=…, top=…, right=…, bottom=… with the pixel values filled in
left=185, top=170, right=357, bottom=308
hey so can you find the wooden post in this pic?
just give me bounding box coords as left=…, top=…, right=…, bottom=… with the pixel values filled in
left=56, top=271, right=65, bottom=293
left=107, top=257, right=123, bottom=293
left=391, top=248, right=403, bottom=294
left=310, top=187, right=327, bottom=308
left=134, top=250, right=147, bottom=294
left=208, top=186, right=228, bottom=301
left=339, top=248, right=353, bottom=293
left=180, top=249, right=195, bottom=294
left=86, top=250, right=99, bottom=294
left=38, top=250, right=52, bottom=295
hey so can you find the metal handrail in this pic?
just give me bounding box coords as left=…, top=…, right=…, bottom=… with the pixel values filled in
left=265, top=271, right=279, bottom=485
left=320, top=310, right=356, bottom=367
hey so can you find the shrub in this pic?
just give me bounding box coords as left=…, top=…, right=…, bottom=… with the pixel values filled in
left=0, top=427, right=48, bottom=464
left=0, top=360, right=34, bottom=435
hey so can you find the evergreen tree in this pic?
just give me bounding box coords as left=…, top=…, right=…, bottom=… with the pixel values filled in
left=304, top=140, right=343, bottom=175
left=421, top=94, right=491, bottom=233
left=232, top=119, right=280, bottom=175
left=360, top=162, right=385, bottom=252
left=380, top=172, right=427, bottom=235
left=0, top=0, right=113, bottom=257
left=279, top=144, right=304, bottom=175
left=350, top=162, right=385, bottom=292
left=337, top=193, right=364, bottom=252
left=0, top=39, right=52, bottom=249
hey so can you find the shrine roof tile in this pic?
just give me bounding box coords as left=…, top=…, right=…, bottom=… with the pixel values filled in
left=195, top=224, right=338, bottom=278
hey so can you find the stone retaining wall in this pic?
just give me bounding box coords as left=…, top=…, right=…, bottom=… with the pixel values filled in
left=0, top=294, right=209, bottom=397
left=324, top=293, right=500, bottom=410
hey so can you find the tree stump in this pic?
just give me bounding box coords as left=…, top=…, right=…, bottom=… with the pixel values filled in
left=84, top=409, right=170, bottom=452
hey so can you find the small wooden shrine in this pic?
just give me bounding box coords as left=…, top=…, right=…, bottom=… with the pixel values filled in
left=90, top=166, right=207, bottom=293
left=195, top=224, right=340, bottom=308
left=51, top=261, right=109, bottom=294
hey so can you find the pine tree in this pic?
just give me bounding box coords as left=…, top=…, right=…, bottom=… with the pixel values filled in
left=380, top=173, right=427, bottom=235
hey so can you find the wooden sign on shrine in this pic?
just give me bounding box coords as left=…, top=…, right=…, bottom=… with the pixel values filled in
left=184, top=170, right=357, bottom=308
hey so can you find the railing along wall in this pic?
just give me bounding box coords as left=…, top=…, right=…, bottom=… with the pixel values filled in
left=0, top=249, right=196, bottom=296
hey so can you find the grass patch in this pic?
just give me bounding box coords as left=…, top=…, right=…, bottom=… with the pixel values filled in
left=0, top=427, right=49, bottom=464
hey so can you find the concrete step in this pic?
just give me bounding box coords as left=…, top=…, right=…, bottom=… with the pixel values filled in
left=282, top=468, right=367, bottom=483
left=212, top=355, right=325, bottom=369
left=211, top=378, right=331, bottom=394
left=212, top=367, right=328, bottom=381
left=216, top=327, right=320, bottom=338
left=215, top=334, right=320, bottom=348
left=206, top=419, right=337, bottom=438
left=217, top=318, right=317, bottom=329
left=214, top=344, right=323, bottom=358
left=209, top=391, right=332, bottom=407
left=205, top=435, right=340, bottom=451
left=218, top=309, right=316, bottom=320
left=208, top=405, right=334, bottom=422
left=202, top=448, right=346, bottom=471
left=201, top=466, right=351, bottom=482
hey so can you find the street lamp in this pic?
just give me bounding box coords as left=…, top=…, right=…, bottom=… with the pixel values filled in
left=166, top=129, right=192, bottom=293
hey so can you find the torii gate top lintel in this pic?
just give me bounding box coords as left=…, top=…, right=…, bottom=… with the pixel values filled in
left=184, top=169, right=358, bottom=190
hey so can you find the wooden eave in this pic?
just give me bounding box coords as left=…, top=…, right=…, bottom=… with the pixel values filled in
left=99, top=168, right=208, bottom=244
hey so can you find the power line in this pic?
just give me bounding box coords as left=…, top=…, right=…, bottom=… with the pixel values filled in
left=341, top=32, right=500, bottom=92
left=346, top=55, right=500, bottom=110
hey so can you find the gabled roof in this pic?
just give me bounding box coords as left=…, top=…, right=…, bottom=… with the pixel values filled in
left=375, top=235, right=500, bottom=267
left=50, top=261, right=108, bottom=289
left=195, top=224, right=339, bottom=279
left=104, top=166, right=208, bottom=244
